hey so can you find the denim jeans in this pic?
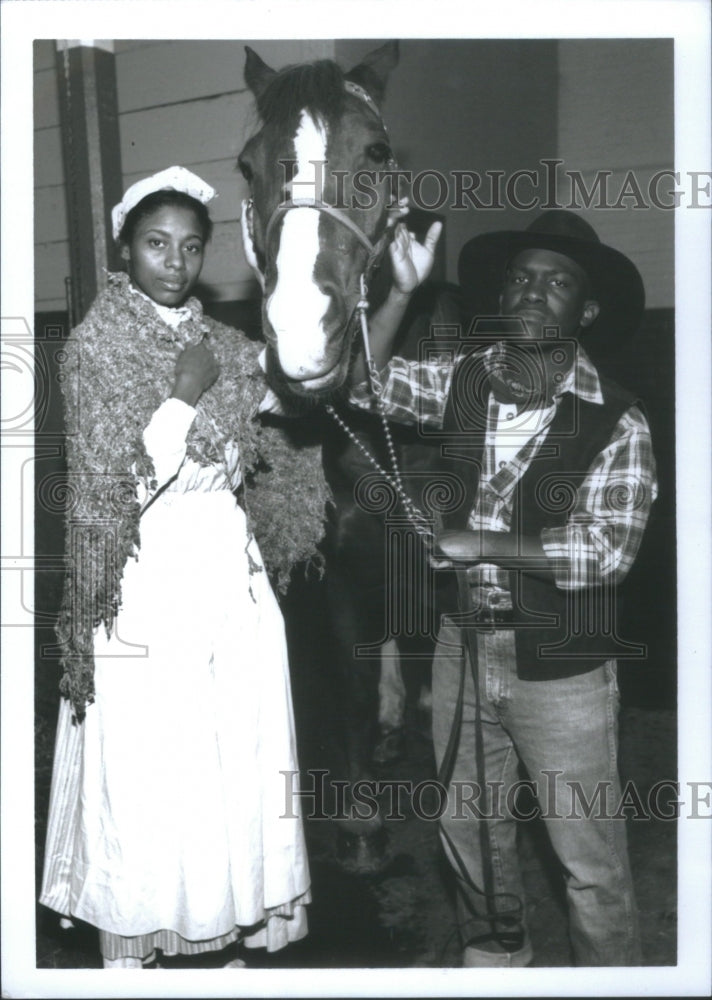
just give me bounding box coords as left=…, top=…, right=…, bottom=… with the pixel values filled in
left=432, top=618, right=641, bottom=966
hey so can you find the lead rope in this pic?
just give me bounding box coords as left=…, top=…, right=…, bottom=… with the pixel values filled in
left=324, top=274, right=436, bottom=549
left=327, top=279, right=525, bottom=957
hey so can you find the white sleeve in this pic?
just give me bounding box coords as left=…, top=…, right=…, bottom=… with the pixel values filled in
left=140, top=397, right=196, bottom=496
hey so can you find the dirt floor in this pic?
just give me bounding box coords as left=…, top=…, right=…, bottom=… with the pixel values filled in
left=35, top=656, right=677, bottom=973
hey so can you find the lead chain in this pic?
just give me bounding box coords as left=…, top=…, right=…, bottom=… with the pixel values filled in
left=324, top=403, right=434, bottom=547
left=325, top=275, right=436, bottom=548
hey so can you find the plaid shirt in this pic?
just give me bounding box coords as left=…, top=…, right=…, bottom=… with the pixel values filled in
left=349, top=345, right=658, bottom=592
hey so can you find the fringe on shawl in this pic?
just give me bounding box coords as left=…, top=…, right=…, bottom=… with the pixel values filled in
left=249, top=416, right=330, bottom=593
left=57, top=274, right=330, bottom=719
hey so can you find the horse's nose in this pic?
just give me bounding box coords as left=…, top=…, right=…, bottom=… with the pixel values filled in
left=315, top=278, right=350, bottom=334
left=265, top=207, right=337, bottom=381
left=267, top=284, right=335, bottom=381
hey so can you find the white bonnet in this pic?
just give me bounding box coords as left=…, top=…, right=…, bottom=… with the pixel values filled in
left=111, top=165, right=217, bottom=240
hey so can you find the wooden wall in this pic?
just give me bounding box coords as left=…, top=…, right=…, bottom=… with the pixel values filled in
left=34, top=39, right=337, bottom=311
left=557, top=39, right=674, bottom=310
left=34, top=38, right=674, bottom=310
left=335, top=38, right=559, bottom=288
left=32, top=37, right=677, bottom=703
left=34, top=41, right=70, bottom=313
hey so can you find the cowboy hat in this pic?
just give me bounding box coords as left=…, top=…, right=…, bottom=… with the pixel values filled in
left=457, top=210, right=645, bottom=346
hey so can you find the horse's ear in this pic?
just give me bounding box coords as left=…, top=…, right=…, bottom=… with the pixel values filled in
left=345, top=40, right=400, bottom=106
left=244, top=46, right=277, bottom=100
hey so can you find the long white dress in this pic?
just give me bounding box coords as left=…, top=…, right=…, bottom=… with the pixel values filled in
left=40, top=391, right=311, bottom=956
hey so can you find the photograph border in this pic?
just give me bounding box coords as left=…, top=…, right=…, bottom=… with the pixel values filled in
left=2, top=1, right=711, bottom=997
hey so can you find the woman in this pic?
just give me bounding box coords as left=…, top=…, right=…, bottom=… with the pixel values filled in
left=40, top=166, right=329, bottom=968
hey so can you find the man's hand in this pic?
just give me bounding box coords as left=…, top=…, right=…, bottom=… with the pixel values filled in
left=431, top=529, right=499, bottom=569
left=431, top=528, right=553, bottom=579
left=389, top=221, right=443, bottom=295
left=348, top=219, right=443, bottom=384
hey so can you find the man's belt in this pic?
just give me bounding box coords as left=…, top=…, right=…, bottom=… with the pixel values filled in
left=467, top=583, right=515, bottom=629
left=465, top=606, right=516, bottom=629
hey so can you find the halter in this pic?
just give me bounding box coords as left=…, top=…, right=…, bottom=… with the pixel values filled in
left=264, top=198, right=394, bottom=287
left=256, top=80, right=436, bottom=546
left=262, top=77, right=397, bottom=331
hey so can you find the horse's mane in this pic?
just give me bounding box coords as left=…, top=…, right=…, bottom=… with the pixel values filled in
left=255, top=60, right=347, bottom=128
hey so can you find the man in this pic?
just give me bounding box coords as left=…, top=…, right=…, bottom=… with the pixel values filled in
left=349, top=210, right=656, bottom=967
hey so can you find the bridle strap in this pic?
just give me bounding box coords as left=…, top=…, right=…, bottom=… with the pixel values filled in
left=259, top=75, right=418, bottom=528
left=263, top=195, right=396, bottom=359
left=264, top=196, right=391, bottom=272
left=343, top=79, right=384, bottom=121
left=263, top=77, right=397, bottom=284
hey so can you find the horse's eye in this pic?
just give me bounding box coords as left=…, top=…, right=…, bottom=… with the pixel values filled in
left=366, top=143, right=393, bottom=165
left=238, top=158, right=253, bottom=183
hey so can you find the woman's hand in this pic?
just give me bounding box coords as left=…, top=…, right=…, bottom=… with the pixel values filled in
left=389, top=220, right=443, bottom=296
left=171, top=341, right=220, bottom=407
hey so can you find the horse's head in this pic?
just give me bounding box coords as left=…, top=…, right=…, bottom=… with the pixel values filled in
left=239, top=42, right=399, bottom=399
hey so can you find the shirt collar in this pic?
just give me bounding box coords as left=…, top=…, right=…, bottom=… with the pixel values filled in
left=128, top=282, right=193, bottom=330
left=483, top=341, right=604, bottom=407
left=557, top=344, right=604, bottom=404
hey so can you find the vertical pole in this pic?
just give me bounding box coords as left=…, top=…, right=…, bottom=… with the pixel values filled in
left=55, top=41, right=123, bottom=324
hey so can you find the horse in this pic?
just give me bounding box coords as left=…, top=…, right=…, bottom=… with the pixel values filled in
left=238, top=41, right=401, bottom=397
left=239, top=42, right=456, bottom=872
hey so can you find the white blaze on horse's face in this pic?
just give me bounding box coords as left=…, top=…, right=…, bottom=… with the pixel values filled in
left=265, top=109, right=332, bottom=384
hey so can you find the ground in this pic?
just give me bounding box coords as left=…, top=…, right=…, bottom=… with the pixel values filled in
left=35, top=619, right=677, bottom=972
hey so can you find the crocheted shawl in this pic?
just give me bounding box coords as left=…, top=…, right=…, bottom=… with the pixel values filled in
left=56, top=272, right=330, bottom=718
